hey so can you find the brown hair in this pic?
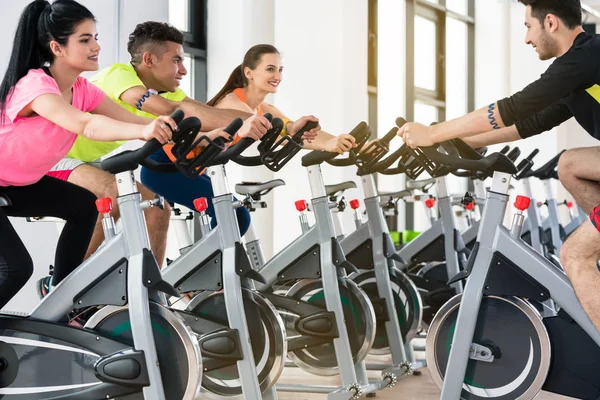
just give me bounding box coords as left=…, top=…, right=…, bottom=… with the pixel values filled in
left=207, top=44, right=280, bottom=107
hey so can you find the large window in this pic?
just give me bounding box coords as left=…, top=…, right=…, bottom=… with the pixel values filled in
left=168, top=0, right=207, bottom=101
left=404, top=0, right=475, bottom=228
left=407, top=0, right=474, bottom=124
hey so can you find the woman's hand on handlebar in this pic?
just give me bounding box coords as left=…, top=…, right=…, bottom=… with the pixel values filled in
left=324, top=134, right=357, bottom=154
left=289, top=115, right=320, bottom=142
left=141, top=115, right=178, bottom=144
left=397, top=122, right=436, bottom=148
left=237, top=114, right=272, bottom=141
left=197, top=128, right=232, bottom=148
left=359, top=138, right=379, bottom=154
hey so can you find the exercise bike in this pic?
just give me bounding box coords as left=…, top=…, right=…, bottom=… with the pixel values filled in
left=403, top=138, right=600, bottom=400
left=0, top=111, right=202, bottom=400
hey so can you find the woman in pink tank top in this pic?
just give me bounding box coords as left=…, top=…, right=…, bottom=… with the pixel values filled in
left=0, top=0, right=178, bottom=311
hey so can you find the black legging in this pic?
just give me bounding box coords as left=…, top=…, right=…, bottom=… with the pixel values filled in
left=0, top=176, right=98, bottom=309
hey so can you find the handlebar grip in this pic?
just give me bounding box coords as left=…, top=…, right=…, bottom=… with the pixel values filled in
left=500, top=145, right=510, bottom=155
left=301, top=121, right=368, bottom=167
left=212, top=115, right=275, bottom=165
left=380, top=127, right=397, bottom=146
left=294, top=120, right=319, bottom=137
left=224, top=118, right=244, bottom=136
left=526, top=149, right=540, bottom=160
left=171, top=109, right=184, bottom=124
left=506, top=147, right=521, bottom=162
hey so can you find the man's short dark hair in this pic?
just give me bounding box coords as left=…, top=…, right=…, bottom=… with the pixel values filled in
left=518, top=0, right=582, bottom=29
left=127, top=21, right=184, bottom=65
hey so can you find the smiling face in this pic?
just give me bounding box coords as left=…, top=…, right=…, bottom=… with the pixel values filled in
left=524, top=5, right=559, bottom=60
left=148, top=41, right=188, bottom=92
left=244, top=52, right=283, bottom=94
left=50, top=19, right=101, bottom=72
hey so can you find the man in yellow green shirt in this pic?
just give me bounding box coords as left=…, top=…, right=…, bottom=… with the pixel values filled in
left=42, top=21, right=270, bottom=296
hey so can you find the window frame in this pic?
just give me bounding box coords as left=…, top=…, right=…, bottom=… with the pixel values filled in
left=169, top=0, right=208, bottom=101
left=404, top=0, right=475, bottom=228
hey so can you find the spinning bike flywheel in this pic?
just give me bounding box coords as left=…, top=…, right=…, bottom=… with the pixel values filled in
left=186, top=288, right=287, bottom=399
left=351, top=268, right=422, bottom=355
left=84, top=302, right=202, bottom=400
left=285, top=278, right=376, bottom=376
left=427, top=295, right=551, bottom=400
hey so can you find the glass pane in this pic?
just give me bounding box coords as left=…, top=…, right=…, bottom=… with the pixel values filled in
left=414, top=102, right=439, bottom=126
left=179, top=54, right=194, bottom=97
left=446, top=0, right=468, bottom=15
left=414, top=16, right=437, bottom=92
left=169, top=0, right=189, bottom=32
left=446, top=18, right=468, bottom=120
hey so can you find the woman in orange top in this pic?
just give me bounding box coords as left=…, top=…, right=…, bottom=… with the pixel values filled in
left=208, top=44, right=357, bottom=154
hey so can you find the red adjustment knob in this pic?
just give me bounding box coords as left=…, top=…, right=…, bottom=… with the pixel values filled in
left=349, top=199, right=360, bottom=210
left=465, top=201, right=475, bottom=211
left=95, top=198, right=112, bottom=214
left=537, top=201, right=543, bottom=208
left=514, top=195, right=531, bottom=211
left=295, top=200, right=307, bottom=212
left=425, top=198, right=436, bottom=209
left=567, top=201, right=574, bottom=208
left=193, top=197, right=209, bottom=212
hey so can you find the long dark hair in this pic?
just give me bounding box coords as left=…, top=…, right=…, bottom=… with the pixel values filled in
left=0, top=0, right=96, bottom=123
left=207, top=44, right=280, bottom=107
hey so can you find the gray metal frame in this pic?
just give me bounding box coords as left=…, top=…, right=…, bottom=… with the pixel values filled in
left=25, top=170, right=184, bottom=400
left=160, top=164, right=273, bottom=400
left=397, top=176, right=463, bottom=293
left=522, top=177, right=545, bottom=254
left=542, top=179, right=563, bottom=254
left=340, top=174, right=424, bottom=375
left=438, top=172, right=600, bottom=399
left=244, top=164, right=392, bottom=398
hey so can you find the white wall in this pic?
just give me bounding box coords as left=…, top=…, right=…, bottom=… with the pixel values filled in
left=206, top=0, right=277, bottom=257
left=377, top=0, right=408, bottom=230
left=270, top=0, right=368, bottom=253
left=206, top=0, right=368, bottom=256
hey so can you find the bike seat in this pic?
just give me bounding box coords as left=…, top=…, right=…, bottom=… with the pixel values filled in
left=379, top=189, right=412, bottom=199
left=405, top=178, right=436, bottom=191
left=235, top=179, right=286, bottom=196
left=325, top=181, right=357, bottom=197
left=0, top=193, right=11, bottom=207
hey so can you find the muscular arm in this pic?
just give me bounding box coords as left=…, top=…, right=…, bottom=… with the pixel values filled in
left=462, top=101, right=572, bottom=148
left=462, top=126, right=521, bottom=148
left=182, top=97, right=252, bottom=120
left=429, top=45, right=595, bottom=143
left=120, top=86, right=252, bottom=130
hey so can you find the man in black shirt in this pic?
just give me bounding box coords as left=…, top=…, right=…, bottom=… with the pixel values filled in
left=397, top=0, right=600, bottom=332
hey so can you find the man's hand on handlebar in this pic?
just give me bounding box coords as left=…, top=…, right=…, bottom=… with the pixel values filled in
left=324, top=134, right=357, bottom=154
left=397, top=122, right=436, bottom=148
left=288, top=115, right=320, bottom=142
left=237, top=114, right=271, bottom=141
left=141, top=115, right=178, bottom=144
